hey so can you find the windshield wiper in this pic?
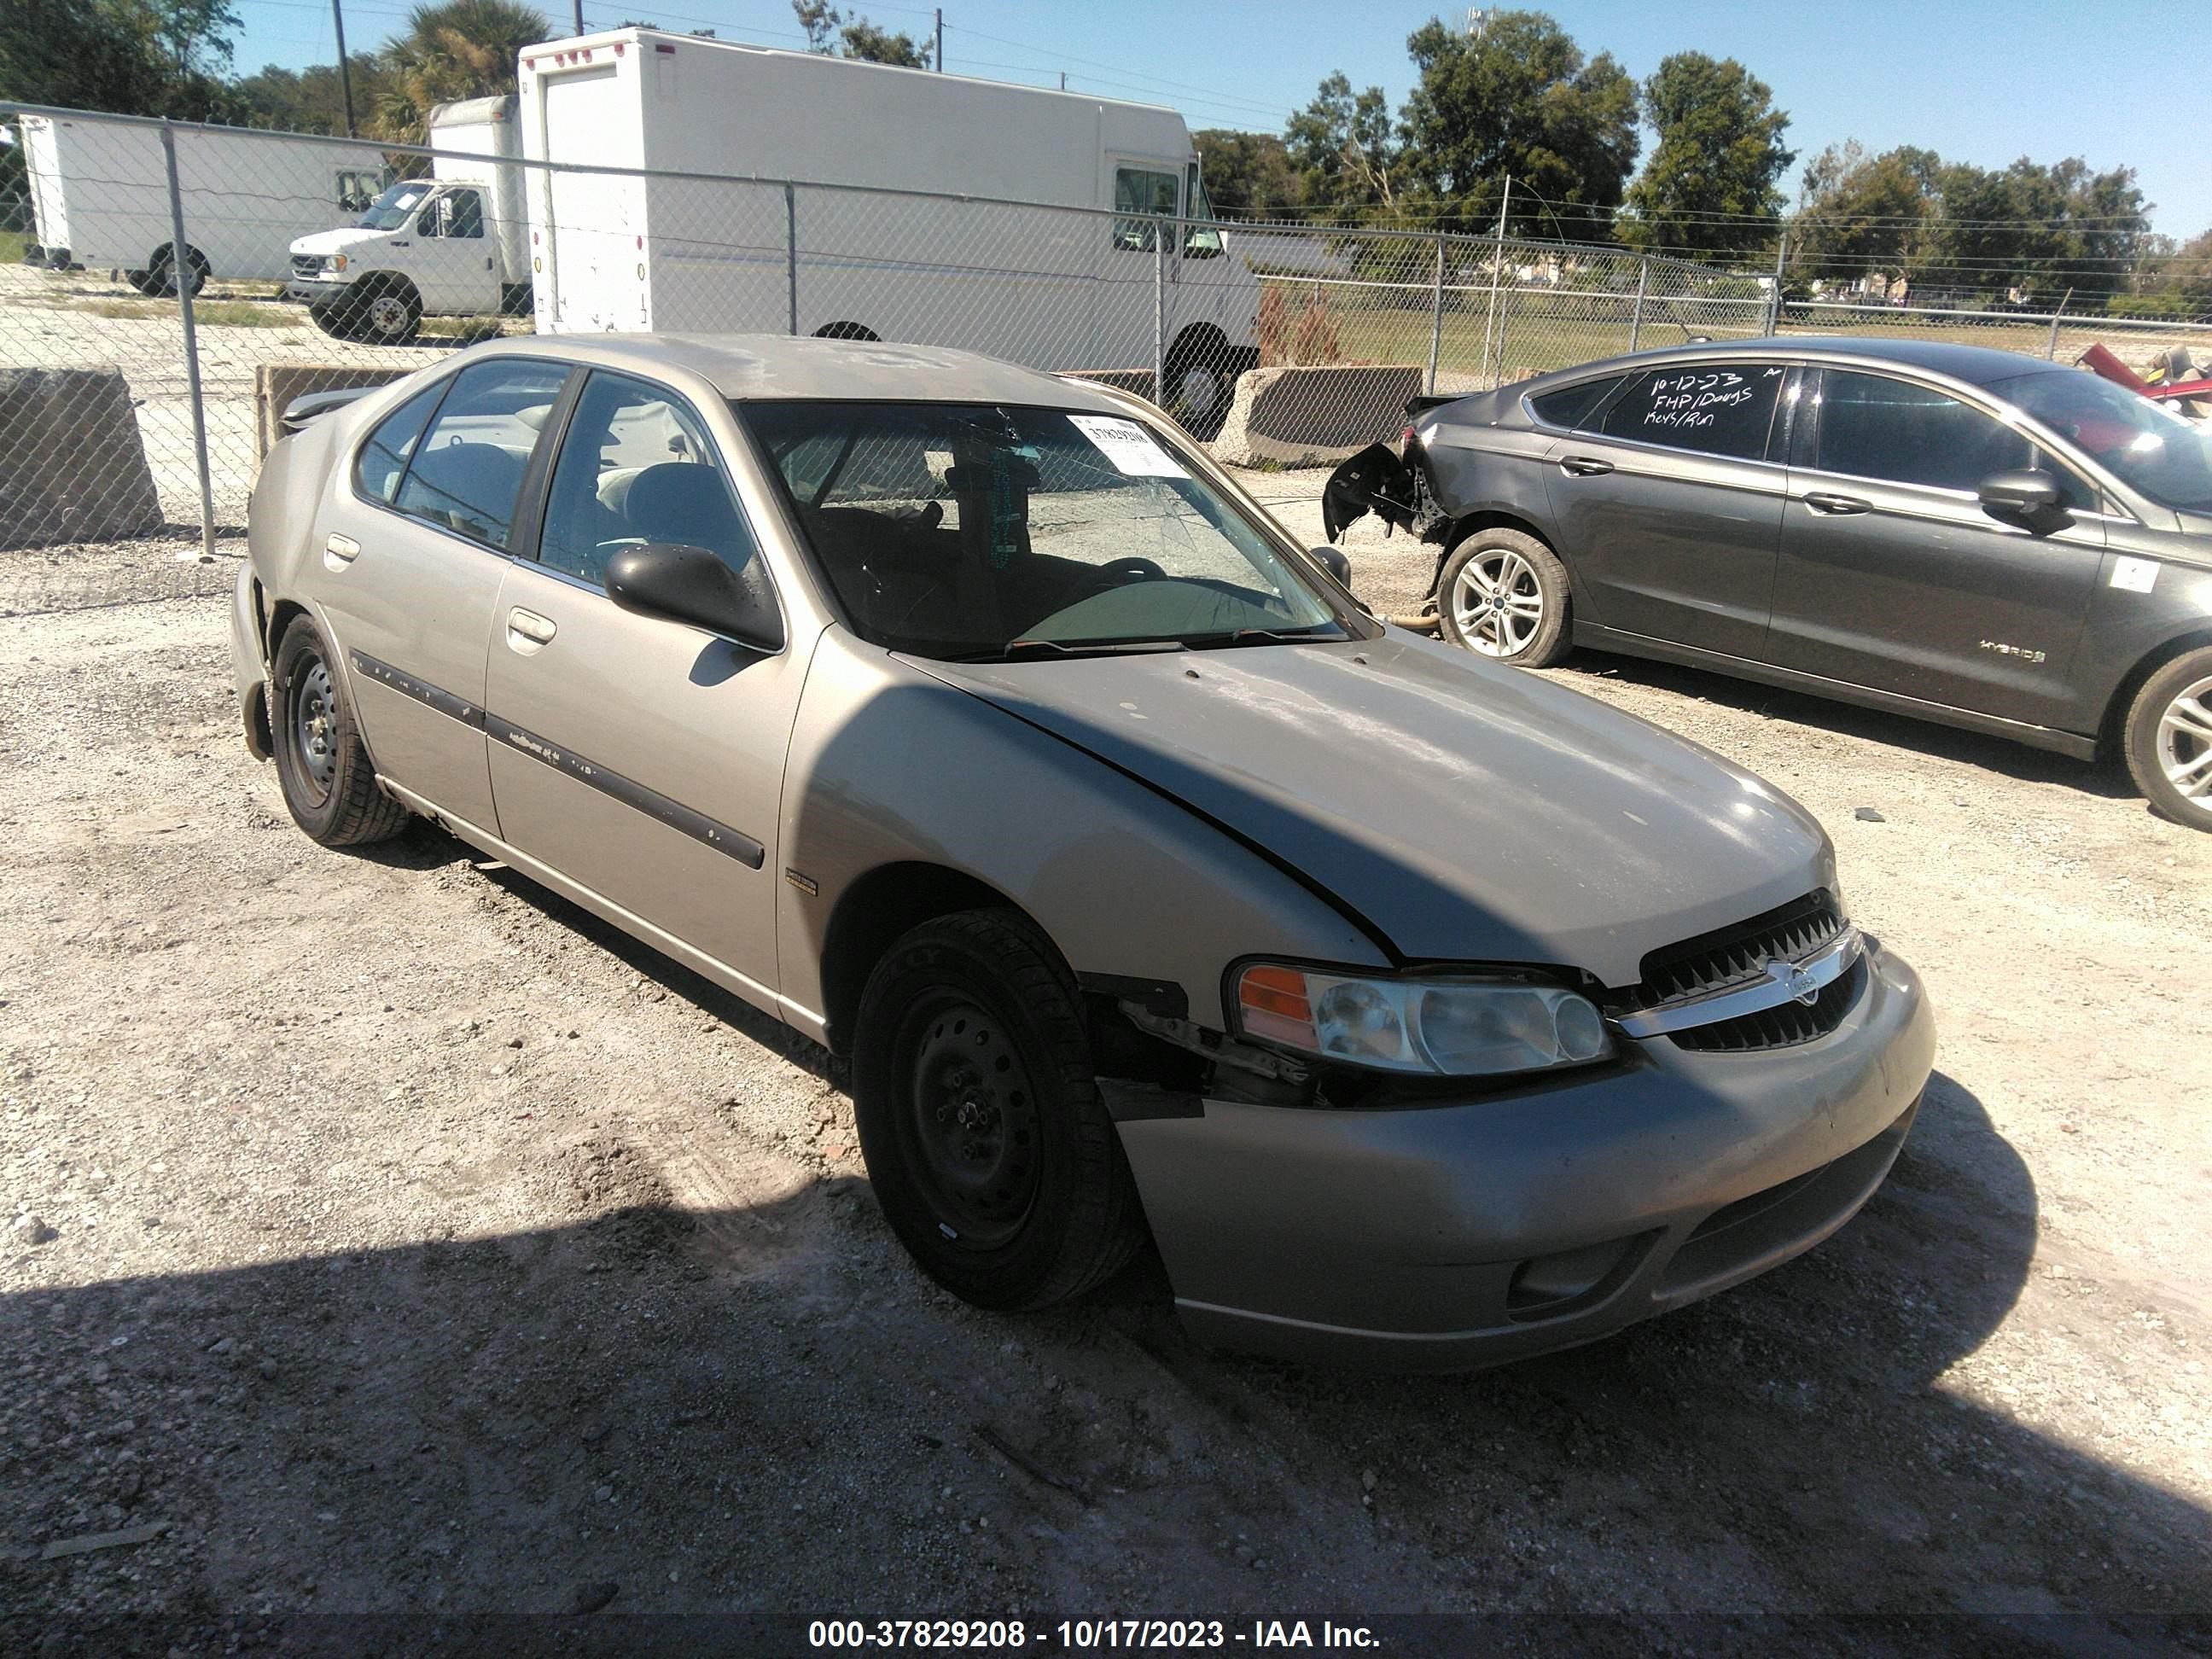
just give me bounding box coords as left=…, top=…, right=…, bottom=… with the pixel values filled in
left=1176, top=625, right=1348, bottom=650
left=940, top=637, right=1189, bottom=663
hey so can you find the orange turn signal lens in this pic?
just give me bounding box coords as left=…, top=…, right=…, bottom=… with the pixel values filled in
left=1235, top=964, right=1316, bottom=1049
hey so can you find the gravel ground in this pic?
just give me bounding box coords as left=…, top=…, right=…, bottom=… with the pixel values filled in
left=2, top=522, right=2209, bottom=1650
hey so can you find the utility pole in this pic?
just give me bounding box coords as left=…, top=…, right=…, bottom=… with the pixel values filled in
left=330, top=0, right=355, bottom=137
left=1060, top=71, right=1066, bottom=90
left=573, top=0, right=584, bottom=36
left=934, top=8, right=943, bottom=70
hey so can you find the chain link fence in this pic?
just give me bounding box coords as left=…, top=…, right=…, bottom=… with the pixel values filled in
left=6, top=101, right=2211, bottom=560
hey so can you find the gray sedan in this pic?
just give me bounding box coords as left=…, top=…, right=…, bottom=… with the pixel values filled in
left=231, top=335, right=1933, bottom=1370
left=1324, top=338, right=2212, bottom=831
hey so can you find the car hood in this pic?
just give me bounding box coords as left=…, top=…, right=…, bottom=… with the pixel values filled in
left=916, top=632, right=1835, bottom=989
left=288, top=226, right=396, bottom=258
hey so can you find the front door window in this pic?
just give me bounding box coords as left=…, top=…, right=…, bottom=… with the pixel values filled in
left=1113, top=166, right=1179, bottom=253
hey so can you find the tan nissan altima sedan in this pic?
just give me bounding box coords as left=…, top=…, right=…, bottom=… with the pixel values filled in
left=230, top=335, right=1935, bottom=1370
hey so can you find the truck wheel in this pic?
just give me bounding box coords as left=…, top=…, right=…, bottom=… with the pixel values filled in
left=137, top=245, right=210, bottom=299
left=852, top=910, right=1146, bottom=1312
left=270, top=614, right=410, bottom=848
left=356, top=279, right=422, bottom=345
left=1165, top=327, right=1234, bottom=439
left=2123, top=645, right=2212, bottom=832
left=1436, top=527, right=1572, bottom=667
left=814, top=321, right=879, bottom=341
left=307, top=301, right=358, bottom=341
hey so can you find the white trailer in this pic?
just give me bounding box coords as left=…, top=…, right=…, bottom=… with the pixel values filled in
left=287, top=96, right=531, bottom=344
left=517, top=29, right=1261, bottom=425
left=16, top=112, right=388, bottom=294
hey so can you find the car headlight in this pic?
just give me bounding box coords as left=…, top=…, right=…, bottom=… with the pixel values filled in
left=1232, top=963, right=1613, bottom=1079
left=323, top=253, right=347, bottom=274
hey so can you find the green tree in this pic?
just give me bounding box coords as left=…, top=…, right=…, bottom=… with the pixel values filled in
left=1284, top=71, right=1398, bottom=215
left=1921, top=156, right=2148, bottom=305
left=375, top=0, right=549, bottom=140
left=1394, top=9, right=1639, bottom=236
left=790, top=1, right=932, bottom=68
left=2135, top=228, right=2212, bottom=317
left=232, top=54, right=391, bottom=131
left=1192, top=130, right=1300, bottom=217
left=1618, top=52, right=1792, bottom=259
left=1791, top=141, right=1941, bottom=291
left=0, top=0, right=238, bottom=118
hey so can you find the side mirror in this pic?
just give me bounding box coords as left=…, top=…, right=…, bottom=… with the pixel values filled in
left=604, top=542, right=781, bottom=650
left=1979, top=469, right=2063, bottom=516
left=1310, top=544, right=1353, bottom=587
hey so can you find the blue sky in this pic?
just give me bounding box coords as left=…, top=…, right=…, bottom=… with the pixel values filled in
left=226, top=0, right=2212, bottom=238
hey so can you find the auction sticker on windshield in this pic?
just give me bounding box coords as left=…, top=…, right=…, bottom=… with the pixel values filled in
left=1068, top=415, right=1188, bottom=479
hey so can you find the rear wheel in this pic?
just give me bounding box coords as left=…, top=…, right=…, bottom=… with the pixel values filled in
left=2123, top=646, right=2212, bottom=832
left=135, top=244, right=209, bottom=299
left=852, top=910, right=1144, bottom=1311
left=814, top=321, right=879, bottom=341
left=271, top=615, right=409, bottom=848
left=1437, top=527, right=1571, bottom=667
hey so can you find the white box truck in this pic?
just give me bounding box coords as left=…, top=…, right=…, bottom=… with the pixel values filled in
left=15, top=112, right=389, bottom=294
left=517, top=29, right=1261, bottom=426
left=286, top=96, right=530, bottom=344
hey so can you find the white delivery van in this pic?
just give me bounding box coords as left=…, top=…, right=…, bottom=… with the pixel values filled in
left=16, top=112, right=389, bottom=294
left=517, top=29, right=1261, bottom=426
left=286, top=96, right=530, bottom=344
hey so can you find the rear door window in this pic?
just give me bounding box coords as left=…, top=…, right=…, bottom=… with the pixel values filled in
left=390, top=359, right=568, bottom=549
left=1600, top=363, right=1788, bottom=460
left=354, top=381, right=445, bottom=504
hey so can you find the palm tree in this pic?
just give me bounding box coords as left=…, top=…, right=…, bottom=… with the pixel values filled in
left=375, top=0, right=549, bottom=140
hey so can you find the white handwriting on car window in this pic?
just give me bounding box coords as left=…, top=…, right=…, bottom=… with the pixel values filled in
left=1640, top=371, right=1767, bottom=430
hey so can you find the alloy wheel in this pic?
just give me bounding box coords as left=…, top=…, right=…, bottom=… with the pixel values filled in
left=1452, top=547, right=1545, bottom=658
left=2157, top=672, right=2212, bottom=803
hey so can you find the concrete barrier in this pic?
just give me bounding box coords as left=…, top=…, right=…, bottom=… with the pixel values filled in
left=254, top=364, right=420, bottom=459
left=0, top=368, right=166, bottom=549
left=1212, top=364, right=1425, bottom=469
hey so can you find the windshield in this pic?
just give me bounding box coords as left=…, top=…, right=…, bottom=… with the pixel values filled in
left=1994, top=368, right=2212, bottom=514
left=742, top=401, right=1361, bottom=660
left=358, top=180, right=434, bottom=231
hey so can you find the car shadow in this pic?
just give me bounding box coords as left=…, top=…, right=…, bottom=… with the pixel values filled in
left=1549, top=648, right=2141, bottom=802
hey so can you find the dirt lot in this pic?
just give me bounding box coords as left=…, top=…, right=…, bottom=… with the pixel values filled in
left=2, top=528, right=2209, bottom=1649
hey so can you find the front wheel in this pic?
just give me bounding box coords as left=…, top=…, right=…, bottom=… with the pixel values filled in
left=1436, top=528, right=1572, bottom=667
left=852, top=911, right=1145, bottom=1311
left=2123, top=647, right=2212, bottom=831
left=352, top=280, right=422, bottom=345
left=271, top=615, right=410, bottom=847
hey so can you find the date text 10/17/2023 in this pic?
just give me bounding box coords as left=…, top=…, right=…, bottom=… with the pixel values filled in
left=807, top=1620, right=1382, bottom=1650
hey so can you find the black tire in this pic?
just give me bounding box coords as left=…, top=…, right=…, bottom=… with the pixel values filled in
left=814, top=321, right=879, bottom=341
left=852, top=910, right=1145, bottom=1311
left=352, top=278, right=422, bottom=345
left=1435, top=527, right=1572, bottom=667
left=2122, top=645, right=2212, bottom=832
left=1164, top=328, right=1234, bottom=439
left=307, top=300, right=358, bottom=341
left=138, top=244, right=209, bottom=299
left=271, top=614, right=410, bottom=848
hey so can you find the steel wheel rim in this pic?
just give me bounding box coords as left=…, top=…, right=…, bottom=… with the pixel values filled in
left=901, top=996, right=1040, bottom=1249
left=1452, top=548, right=1545, bottom=658
left=294, top=655, right=338, bottom=801
left=367, top=294, right=407, bottom=335
left=2157, top=673, right=2212, bottom=802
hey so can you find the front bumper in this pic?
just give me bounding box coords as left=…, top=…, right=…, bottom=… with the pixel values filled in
left=1115, top=938, right=1935, bottom=1371
left=284, top=276, right=347, bottom=307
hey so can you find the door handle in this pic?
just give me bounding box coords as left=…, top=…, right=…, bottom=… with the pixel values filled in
left=506, top=608, right=556, bottom=652
left=322, top=532, right=360, bottom=571
left=1803, top=492, right=1871, bottom=515
left=1558, top=456, right=1615, bottom=477
left=390, top=240, right=410, bottom=247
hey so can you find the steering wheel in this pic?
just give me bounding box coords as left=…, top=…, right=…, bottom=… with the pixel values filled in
left=1098, top=556, right=1167, bottom=584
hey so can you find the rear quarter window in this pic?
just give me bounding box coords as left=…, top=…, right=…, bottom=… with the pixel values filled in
left=1527, top=376, right=1622, bottom=431
left=353, top=383, right=445, bottom=504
